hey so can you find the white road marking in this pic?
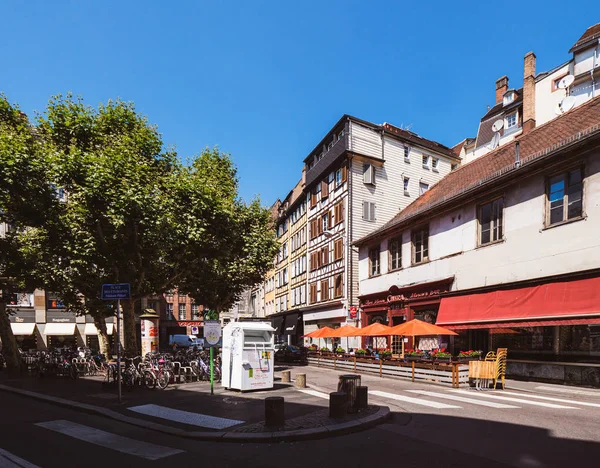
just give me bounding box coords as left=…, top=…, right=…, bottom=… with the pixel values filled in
left=500, top=391, right=600, bottom=408
left=451, top=390, right=579, bottom=409
left=406, top=390, right=520, bottom=409
left=298, top=389, right=329, bottom=399
left=535, top=386, right=600, bottom=398
left=128, top=404, right=244, bottom=429
left=0, top=448, right=41, bottom=468
left=370, top=390, right=461, bottom=409
left=35, top=420, right=183, bottom=460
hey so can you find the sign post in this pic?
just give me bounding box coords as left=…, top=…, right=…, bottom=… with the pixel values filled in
left=204, top=320, right=221, bottom=396
left=101, top=283, right=131, bottom=404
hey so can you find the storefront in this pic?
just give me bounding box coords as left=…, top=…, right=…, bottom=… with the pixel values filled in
left=42, top=309, right=78, bottom=349
left=359, top=278, right=454, bottom=353
left=80, top=315, right=115, bottom=352
left=436, top=275, right=600, bottom=360
left=302, top=304, right=356, bottom=349
left=8, top=308, right=38, bottom=351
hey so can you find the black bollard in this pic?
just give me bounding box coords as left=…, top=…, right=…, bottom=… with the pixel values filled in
left=329, top=391, right=347, bottom=418
left=356, top=386, right=368, bottom=409
left=265, top=397, right=285, bottom=427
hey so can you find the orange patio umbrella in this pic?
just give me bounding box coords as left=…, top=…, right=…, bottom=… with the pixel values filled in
left=303, top=326, right=334, bottom=338
left=355, top=322, right=394, bottom=351
left=388, top=319, right=457, bottom=357
left=328, top=324, right=361, bottom=352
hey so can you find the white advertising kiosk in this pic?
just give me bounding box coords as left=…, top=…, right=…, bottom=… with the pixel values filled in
left=222, top=321, right=275, bottom=391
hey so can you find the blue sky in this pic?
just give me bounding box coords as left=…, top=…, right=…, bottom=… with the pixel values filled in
left=1, top=1, right=596, bottom=205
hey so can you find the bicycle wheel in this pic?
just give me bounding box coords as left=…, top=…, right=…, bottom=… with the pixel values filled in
left=156, top=371, right=169, bottom=390
left=143, top=371, right=157, bottom=389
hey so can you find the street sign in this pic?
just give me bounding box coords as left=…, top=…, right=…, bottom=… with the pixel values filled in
left=204, top=320, right=221, bottom=346
left=191, top=326, right=199, bottom=335
left=101, top=283, right=131, bottom=300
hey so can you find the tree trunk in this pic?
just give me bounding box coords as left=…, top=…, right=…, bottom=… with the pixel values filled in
left=122, top=299, right=138, bottom=357
left=0, top=303, right=22, bottom=374
left=92, top=314, right=111, bottom=357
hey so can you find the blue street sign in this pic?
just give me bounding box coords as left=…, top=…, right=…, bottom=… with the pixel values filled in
left=101, top=283, right=131, bottom=300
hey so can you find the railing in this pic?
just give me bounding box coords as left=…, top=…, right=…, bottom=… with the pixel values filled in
left=307, top=353, right=469, bottom=388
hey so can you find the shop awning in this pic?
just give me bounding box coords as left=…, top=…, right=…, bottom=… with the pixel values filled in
left=437, top=277, right=600, bottom=329
left=271, top=316, right=284, bottom=335
left=43, top=323, right=76, bottom=336
left=83, top=323, right=114, bottom=335
left=283, top=314, right=299, bottom=336
left=10, top=323, right=36, bottom=335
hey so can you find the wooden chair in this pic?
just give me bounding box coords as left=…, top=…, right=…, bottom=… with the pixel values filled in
left=493, top=348, right=507, bottom=390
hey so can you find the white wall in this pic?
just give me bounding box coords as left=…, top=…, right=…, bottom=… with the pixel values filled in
left=359, top=149, right=600, bottom=296
left=535, top=63, right=570, bottom=127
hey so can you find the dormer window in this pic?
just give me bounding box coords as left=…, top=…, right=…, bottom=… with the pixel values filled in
left=503, top=91, right=515, bottom=106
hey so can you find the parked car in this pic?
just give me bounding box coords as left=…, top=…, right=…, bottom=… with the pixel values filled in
left=169, top=334, right=204, bottom=348
left=274, top=344, right=307, bottom=363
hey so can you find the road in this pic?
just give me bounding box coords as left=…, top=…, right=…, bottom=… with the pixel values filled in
left=1, top=366, right=600, bottom=467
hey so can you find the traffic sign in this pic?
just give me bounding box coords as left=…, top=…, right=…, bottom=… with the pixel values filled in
left=101, top=283, right=131, bottom=300
left=204, top=320, right=221, bottom=346
left=191, top=326, right=199, bottom=335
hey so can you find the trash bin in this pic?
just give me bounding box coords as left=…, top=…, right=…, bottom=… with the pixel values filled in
left=337, top=374, right=361, bottom=413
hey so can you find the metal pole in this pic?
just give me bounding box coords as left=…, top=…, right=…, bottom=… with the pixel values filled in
left=210, top=346, right=214, bottom=395
left=116, top=299, right=121, bottom=404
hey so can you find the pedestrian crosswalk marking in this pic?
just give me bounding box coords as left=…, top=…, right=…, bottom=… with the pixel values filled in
left=35, top=420, right=184, bottom=460
left=0, top=448, right=41, bottom=468
left=298, top=389, right=329, bottom=399
left=370, top=390, right=461, bottom=409
left=128, top=404, right=244, bottom=429
left=406, top=390, right=520, bottom=409
left=451, top=390, right=579, bottom=409
left=500, top=391, right=600, bottom=408
left=535, top=386, right=600, bottom=398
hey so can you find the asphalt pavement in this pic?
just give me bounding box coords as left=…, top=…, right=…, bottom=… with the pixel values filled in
left=1, top=364, right=600, bottom=467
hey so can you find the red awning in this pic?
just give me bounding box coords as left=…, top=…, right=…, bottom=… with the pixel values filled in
left=437, top=277, right=600, bottom=328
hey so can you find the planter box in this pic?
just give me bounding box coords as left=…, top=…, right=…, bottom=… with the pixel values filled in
left=405, top=356, right=425, bottom=361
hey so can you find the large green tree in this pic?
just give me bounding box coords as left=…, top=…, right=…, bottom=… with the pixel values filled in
left=0, top=95, right=57, bottom=372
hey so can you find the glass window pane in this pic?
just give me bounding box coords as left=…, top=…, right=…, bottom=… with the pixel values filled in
left=550, top=206, right=564, bottom=224
left=568, top=199, right=582, bottom=219
left=549, top=176, right=565, bottom=202
left=481, top=229, right=491, bottom=244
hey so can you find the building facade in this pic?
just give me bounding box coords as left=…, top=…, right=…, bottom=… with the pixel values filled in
left=301, top=116, right=460, bottom=348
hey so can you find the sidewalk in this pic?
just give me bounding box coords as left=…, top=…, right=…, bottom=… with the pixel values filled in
left=0, top=368, right=389, bottom=442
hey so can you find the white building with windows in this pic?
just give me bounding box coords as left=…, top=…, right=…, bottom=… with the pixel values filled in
left=301, top=115, right=460, bottom=347
left=355, top=94, right=600, bottom=386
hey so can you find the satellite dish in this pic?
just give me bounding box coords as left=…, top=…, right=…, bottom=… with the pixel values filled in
left=489, top=132, right=501, bottom=150
left=556, top=95, right=576, bottom=115
left=557, top=75, right=574, bottom=89
left=491, top=119, right=504, bottom=132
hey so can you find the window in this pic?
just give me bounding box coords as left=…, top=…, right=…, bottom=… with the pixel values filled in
left=283, top=242, right=288, bottom=259
left=369, top=246, right=380, bottom=277
left=320, top=245, right=329, bottom=266
left=310, top=188, right=317, bottom=208
left=335, top=169, right=342, bottom=186
left=178, top=303, right=186, bottom=320
left=363, top=164, right=375, bottom=185
left=506, top=112, right=517, bottom=129
left=419, top=182, right=429, bottom=195
left=547, top=168, right=583, bottom=226
left=320, top=280, right=329, bottom=301
left=503, top=92, right=515, bottom=105
left=191, top=304, right=199, bottom=317
left=412, top=227, right=429, bottom=264
left=389, top=236, right=402, bottom=271
left=322, top=213, right=329, bottom=232
left=334, top=274, right=343, bottom=298
left=310, top=283, right=318, bottom=303
left=321, top=180, right=329, bottom=199
left=404, top=145, right=410, bottom=162
left=479, top=198, right=504, bottom=245
left=362, top=201, right=376, bottom=222
left=334, top=238, right=344, bottom=261
left=167, top=303, right=174, bottom=320
left=422, top=155, right=430, bottom=169
left=283, top=268, right=288, bottom=285
left=451, top=163, right=458, bottom=171
left=432, top=158, right=439, bottom=172
left=403, top=177, right=410, bottom=195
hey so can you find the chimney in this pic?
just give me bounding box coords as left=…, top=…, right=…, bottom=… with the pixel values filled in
left=522, top=51, right=536, bottom=134
left=495, top=76, right=509, bottom=104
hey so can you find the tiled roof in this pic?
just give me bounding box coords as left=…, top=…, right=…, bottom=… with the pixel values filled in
left=356, top=95, right=600, bottom=246
left=570, top=23, right=600, bottom=52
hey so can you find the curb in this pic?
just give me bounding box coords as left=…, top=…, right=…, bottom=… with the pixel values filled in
left=0, top=384, right=390, bottom=442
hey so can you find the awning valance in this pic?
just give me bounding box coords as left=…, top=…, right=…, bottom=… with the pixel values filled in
left=10, top=323, right=36, bottom=335
left=43, top=323, right=76, bottom=336
left=271, top=316, right=284, bottom=335
left=437, top=277, right=600, bottom=328
left=83, top=323, right=114, bottom=335
left=283, top=314, right=299, bottom=336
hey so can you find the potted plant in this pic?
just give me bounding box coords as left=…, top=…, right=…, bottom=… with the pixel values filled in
left=432, top=348, right=452, bottom=362
left=320, top=347, right=331, bottom=353
left=404, top=349, right=425, bottom=361
left=458, top=350, right=482, bottom=361
left=335, top=346, right=346, bottom=354
left=380, top=349, right=393, bottom=360
left=355, top=348, right=367, bottom=357
left=308, top=344, right=318, bottom=353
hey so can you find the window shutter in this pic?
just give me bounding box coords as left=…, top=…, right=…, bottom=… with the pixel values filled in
left=318, top=216, right=323, bottom=235
left=363, top=201, right=368, bottom=220
left=328, top=210, right=332, bottom=227
left=321, top=180, right=329, bottom=198
left=321, top=280, right=329, bottom=301
left=322, top=245, right=329, bottom=265
left=338, top=201, right=344, bottom=223
left=311, top=191, right=317, bottom=208
left=341, top=165, right=347, bottom=183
